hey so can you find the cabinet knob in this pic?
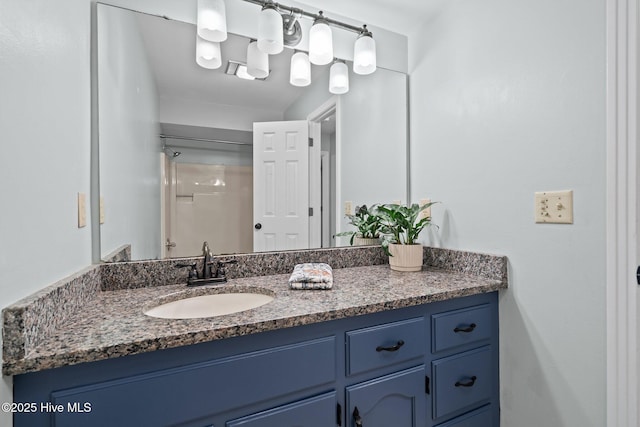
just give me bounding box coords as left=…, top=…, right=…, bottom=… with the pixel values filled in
left=254, top=223, right=262, bottom=230
left=353, top=406, right=363, bottom=427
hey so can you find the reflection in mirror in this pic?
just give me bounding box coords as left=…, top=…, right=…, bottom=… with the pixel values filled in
left=97, top=4, right=408, bottom=262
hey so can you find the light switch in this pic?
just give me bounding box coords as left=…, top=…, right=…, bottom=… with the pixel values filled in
left=535, top=190, right=573, bottom=224
left=77, top=193, right=87, bottom=228
left=99, top=196, right=105, bottom=224
left=344, top=201, right=353, bottom=216
left=419, top=198, right=432, bottom=220
left=392, top=200, right=401, bottom=205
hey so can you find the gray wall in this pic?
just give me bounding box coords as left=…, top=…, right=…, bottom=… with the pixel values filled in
left=408, top=1, right=606, bottom=426
left=0, top=1, right=93, bottom=422
left=98, top=5, right=161, bottom=260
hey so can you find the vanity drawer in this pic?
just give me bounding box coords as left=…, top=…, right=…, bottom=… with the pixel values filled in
left=346, top=317, right=426, bottom=376
left=432, top=346, right=492, bottom=420
left=432, top=304, right=492, bottom=353
left=51, top=337, right=336, bottom=427
left=434, top=404, right=493, bottom=427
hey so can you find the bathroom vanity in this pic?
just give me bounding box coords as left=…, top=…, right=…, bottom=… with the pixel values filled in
left=3, top=247, right=507, bottom=427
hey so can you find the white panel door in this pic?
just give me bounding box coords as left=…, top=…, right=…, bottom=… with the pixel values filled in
left=253, top=120, right=309, bottom=252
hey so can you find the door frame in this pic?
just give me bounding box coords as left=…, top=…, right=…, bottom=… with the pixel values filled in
left=606, top=0, right=638, bottom=425
left=308, top=96, right=341, bottom=238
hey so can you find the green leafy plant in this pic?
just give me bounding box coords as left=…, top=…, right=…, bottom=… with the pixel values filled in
left=336, top=204, right=383, bottom=245
left=376, top=202, right=438, bottom=255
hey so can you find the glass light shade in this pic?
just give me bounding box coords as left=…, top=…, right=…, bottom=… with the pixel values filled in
left=258, top=7, right=284, bottom=54
left=235, top=65, right=256, bottom=80
left=247, top=41, right=269, bottom=79
left=197, top=0, right=227, bottom=42
left=353, top=34, right=376, bottom=75
left=309, top=21, right=333, bottom=65
left=196, top=37, right=222, bottom=69
left=329, top=61, right=349, bottom=94
left=290, top=52, right=311, bottom=87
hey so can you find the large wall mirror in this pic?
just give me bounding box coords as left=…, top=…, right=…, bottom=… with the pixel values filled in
left=96, top=3, right=408, bottom=262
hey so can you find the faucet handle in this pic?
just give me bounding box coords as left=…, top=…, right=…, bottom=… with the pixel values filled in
left=176, top=263, right=199, bottom=280
left=215, top=259, right=238, bottom=278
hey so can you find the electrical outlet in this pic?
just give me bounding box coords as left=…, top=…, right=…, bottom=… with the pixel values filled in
left=99, top=196, right=105, bottom=224
left=419, top=198, right=432, bottom=220
left=535, top=190, right=573, bottom=224
left=344, top=201, right=353, bottom=216
left=392, top=200, right=401, bottom=205
left=77, top=193, right=87, bottom=228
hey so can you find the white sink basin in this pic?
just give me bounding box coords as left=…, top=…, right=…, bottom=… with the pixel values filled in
left=144, top=292, right=274, bottom=319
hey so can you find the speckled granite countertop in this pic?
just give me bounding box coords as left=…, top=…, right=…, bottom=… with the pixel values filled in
left=3, top=260, right=506, bottom=376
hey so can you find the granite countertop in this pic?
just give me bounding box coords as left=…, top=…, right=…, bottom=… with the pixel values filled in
left=3, top=261, right=506, bottom=376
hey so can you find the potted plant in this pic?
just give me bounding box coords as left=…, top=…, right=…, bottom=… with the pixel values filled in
left=376, top=202, right=437, bottom=271
left=336, top=204, right=383, bottom=246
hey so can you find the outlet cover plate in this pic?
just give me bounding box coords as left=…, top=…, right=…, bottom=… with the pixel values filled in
left=535, top=190, right=573, bottom=224
left=77, top=193, right=87, bottom=228
left=419, top=198, right=432, bottom=220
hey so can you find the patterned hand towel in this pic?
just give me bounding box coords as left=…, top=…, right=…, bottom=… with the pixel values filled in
left=288, top=263, right=333, bottom=290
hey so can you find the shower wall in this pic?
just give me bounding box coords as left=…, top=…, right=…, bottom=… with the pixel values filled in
left=167, top=162, right=253, bottom=257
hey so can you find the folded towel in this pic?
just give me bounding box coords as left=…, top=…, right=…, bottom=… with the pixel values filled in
left=289, top=263, right=333, bottom=290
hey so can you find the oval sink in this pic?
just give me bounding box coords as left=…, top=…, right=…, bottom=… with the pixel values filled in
left=144, top=292, right=274, bottom=319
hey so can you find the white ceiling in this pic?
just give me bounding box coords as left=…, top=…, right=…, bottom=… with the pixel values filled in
left=292, top=0, right=442, bottom=36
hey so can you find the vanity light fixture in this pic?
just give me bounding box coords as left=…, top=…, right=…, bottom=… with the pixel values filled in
left=197, top=0, right=228, bottom=42
left=225, top=60, right=271, bottom=81
left=353, top=25, right=376, bottom=75
left=329, top=59, right=349, bottom=94
left=289, top=51, right=311, bottom=87
left=308, top=11, right=333, bottom=65
left=196, top=36, right=222, bottom=69
left=257, top=1, right=284, bottom=54
left=196, top=0, right=378, bottom=93
left=246, top=40, right=269, bottom=78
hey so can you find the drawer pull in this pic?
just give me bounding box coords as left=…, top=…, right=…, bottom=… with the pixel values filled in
left=376, top=340, right=405, bottom=352
left=353, top=406, right=363, bottom=426
left=455, top=375, right=477, bottom=388
left=453, top=323, right=477, bottom=333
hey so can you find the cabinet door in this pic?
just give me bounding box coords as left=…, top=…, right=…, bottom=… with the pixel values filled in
left=227, top=392, right=336, bottom=427
left=346, top=366, right=426, bottom=427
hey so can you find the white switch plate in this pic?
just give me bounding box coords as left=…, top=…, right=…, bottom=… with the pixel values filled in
left=344, top=201, right=353, bottom=216
left=419, top=198, right=432, bottom=220
left=77, top=193, right=87, bottom=228
left=99, top=196, right=105, bottom=224
left=535, top=190, right=573, bottom=224
left=392, top=200, right=401, bottom=205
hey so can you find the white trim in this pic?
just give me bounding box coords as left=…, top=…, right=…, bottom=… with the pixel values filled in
left=606, top=0, right=638, bottom=425
left=321, top=151, right=331, bottom=247
left=160, top=152, right=167, bottom=259
left=308, top=121, right=322, bottom=248
left=307, top=96, right=342, bottom=236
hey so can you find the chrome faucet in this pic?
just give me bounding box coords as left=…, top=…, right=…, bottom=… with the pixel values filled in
left=176, top=241, right=238, bottom=286
left=202, top=241, right=213, bottom=279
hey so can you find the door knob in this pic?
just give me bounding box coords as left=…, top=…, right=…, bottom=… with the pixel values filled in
left=254, top=223, right=262, bottom=230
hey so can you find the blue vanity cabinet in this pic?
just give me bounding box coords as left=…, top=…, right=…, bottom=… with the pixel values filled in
left=226, top=392, right=337, bottom=427
left=430, top=302, right=499, bottom=426
left=346, top=365, right=427, bottom=427
left=12, top=292, right=499, bottom=427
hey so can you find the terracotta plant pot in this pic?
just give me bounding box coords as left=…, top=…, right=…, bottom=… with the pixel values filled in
left=388, top=243, right=423, bottom=272
left=353, top=236, right=380, bottom=246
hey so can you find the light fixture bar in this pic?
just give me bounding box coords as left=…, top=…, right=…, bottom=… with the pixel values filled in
left=239, top=0, right=367, bottom=35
